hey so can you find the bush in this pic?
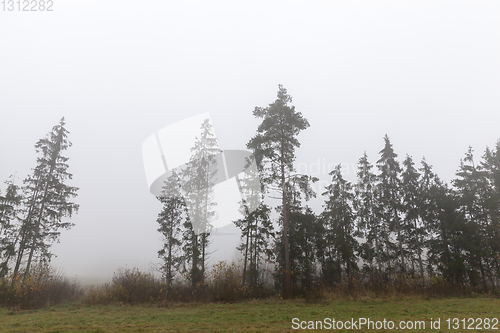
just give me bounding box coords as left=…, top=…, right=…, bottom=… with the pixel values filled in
left=207, top=261, right=250, bottom=302
left=84, top=262, right=258, bottom=305
left=112, top=267, right=165, bottom=303
left=83, top=267, right=166, bottom=305
left=0, top=264, right=82, bottom=309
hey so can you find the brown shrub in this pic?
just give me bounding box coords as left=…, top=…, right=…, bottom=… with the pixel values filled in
left=0, top=264, right=82, bottom=309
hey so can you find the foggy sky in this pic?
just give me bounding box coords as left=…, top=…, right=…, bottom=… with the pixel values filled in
left=1, top=0, right=499, bottom=283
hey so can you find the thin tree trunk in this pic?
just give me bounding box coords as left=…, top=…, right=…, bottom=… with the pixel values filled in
left=394, top=207, right=405, bottom=274
left=191, top=233, right=198, bottom=289
left=415, top=217, right=425, bottom=279
left=201, top=233, right=206, bottom=282
left=167, top=232, right=173, bottom=286
left=281, top=151, right=291, bottom=298
left=24, top=173, right=54, bottom=277
left=479, top=258, right=488, bottom=291
left=13, top=182, right=41, bottom=279
left=242, top=220, right=250, bottom=286
left=374, top=221, right=382, bottom=278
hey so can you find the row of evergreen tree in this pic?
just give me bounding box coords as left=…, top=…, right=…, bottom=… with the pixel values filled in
left=284, top=137, right=500, bottom=293
left=155, top=86, right=500, bottom=298
left=0, top=119, right=79, bottom=280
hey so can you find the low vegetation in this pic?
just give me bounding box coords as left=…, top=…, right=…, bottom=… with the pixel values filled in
left=83, top=262, right=273, bottom=306
left=0, top=264, right=498, bottom=332
left=2, top=295, right=500, bottom=332
left=1, top=263, right=498, bottom=311
left=0, top=264, right=82, bottom=310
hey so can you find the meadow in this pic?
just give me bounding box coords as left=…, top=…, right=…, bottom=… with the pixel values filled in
left=1, top=296, right=499, bottom=332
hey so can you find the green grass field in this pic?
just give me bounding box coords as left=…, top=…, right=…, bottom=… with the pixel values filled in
left=1, top=297, right=499, bottom=332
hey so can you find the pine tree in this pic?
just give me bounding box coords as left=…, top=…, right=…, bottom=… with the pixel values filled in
left=247, top=85, right=310, bottom=298
left=13, top=118, right=79, bottom=279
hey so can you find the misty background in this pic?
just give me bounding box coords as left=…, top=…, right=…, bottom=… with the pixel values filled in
left=1, top=1, right=499, bottom=284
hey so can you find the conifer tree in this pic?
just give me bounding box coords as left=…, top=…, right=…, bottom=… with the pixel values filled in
left=454, top=147, right=490, bottom=289
left=284, top=174, right=318, bottom=293
left=235, top=203, right=273, bottom=288
left=0, top=178, right=22, bottom=278
left=376, top=135, right=404, bottom=275
left=247, top=85, right=310, bottom=298
left=426, top=179, right=468, bottom=284
left=480, top=141, right=500, bottom=285
left=354, top=152, right=382, bottom=280
left=181, top=119, right=219, bottom=287
left=288, top=206, right=319, bottom=293
left=13, top=118, right=79, bottom=279
left=401, top=155, right=426, bottom=277
left=156, top=171, right=186, bottom=286
left=234, top=155, right=271, bottom=287
left=321, top=164, right=358, bottom=284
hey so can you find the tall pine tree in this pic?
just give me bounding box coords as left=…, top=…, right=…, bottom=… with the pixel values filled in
left=247, top=85, right=310, bottom=298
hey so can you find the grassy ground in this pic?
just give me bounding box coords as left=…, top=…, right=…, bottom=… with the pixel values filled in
left=1, top=297, right=499, bottom=332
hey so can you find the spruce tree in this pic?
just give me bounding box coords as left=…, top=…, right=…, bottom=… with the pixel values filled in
left=376, top=135, right=404, bottom=275
left=354, top=152, right=382, bottom=280
left=13, top=118, right=79, bottom=279
left=401, top=155, right=426, bottom=278
left=480, top=141, right=500, bottom=286
left=288, top=206, right=319, bottom=293
left=321, top=164, right=358, bottom=285
left=0, top=178, right=22, bottom=278
left=180, top=119, right=219, bottom=287
left=427, top=179, right=468, bottom=285
left=454, top=147, right=491, bottom=289
left=284, top=174, right=318, bottom=294
left=156, top=171, right=186, bottom=286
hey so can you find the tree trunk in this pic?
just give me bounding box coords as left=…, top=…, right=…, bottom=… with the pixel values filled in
left=191, top=233, right=199, bottom=289
left=281, top=151, right=291, bottom=298
left=242, top=220, right=250, bottom=286
left=13, top=182, right=41, bottom=279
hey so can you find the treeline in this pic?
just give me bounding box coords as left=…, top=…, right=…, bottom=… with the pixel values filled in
left=156, top=85, right=500, bottom=298
left=285, top=136, right=500, bottom=294
left=0, top=118, right=79, bottom=281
